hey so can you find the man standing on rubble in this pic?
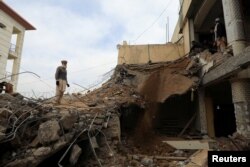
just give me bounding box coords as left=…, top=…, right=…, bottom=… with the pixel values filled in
left=214, top=18, right=227, bottom=52
left=55, top=60, right=70, bottom=104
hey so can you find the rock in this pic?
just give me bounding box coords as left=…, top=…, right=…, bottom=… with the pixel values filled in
left=141, top=157, right=153, bottom=166
left=132, top=155, right=140, bottom=160
left=0, top=108, right=12, bottom=129
left=105, top=115, right=121, bottom=141
left=5, top=156, right=35, bottom=167
left=244, top=46, right=250, bottom=53
left=130, top=160, right=140, bottom=166
left=60, top=112, right=78, bottom=130
left=33, top=147, right=51, bottom=157
left=0, top=131, right=5, bottom=141
left=174, top=150, right=184, bottom=157
left=29, top=136, right=39, bottom=148
left=38, top=120, right=60, bottom=144
left=94, top=118, right=103, bottom=125
left=0, top=125, right=6, bottom=133
left=53, top=139, right=67, bottom=150
left=69, top=144, right=82, bottom=165
left=90, top=136, right=99, bottom=148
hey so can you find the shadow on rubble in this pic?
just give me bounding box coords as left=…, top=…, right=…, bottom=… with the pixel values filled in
left=37, top=140, right=92, bottom=167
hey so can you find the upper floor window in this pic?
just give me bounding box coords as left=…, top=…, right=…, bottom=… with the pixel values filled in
left=0, top=22, right=6, bottom=29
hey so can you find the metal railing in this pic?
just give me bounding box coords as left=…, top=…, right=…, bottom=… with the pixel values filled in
left=9, top=43, right=18, bottom=55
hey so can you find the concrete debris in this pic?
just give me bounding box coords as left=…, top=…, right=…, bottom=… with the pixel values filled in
left=33, top=147, right=51, bottom=157
left=38, top=120, right=61, bottom=144
left=0, top=57, right=248, bottom=167
left=163, top=140, right=210, bottom=150
left=60, top=111, right=78, bottom=130
left=69, top=144, right=82, bottom=165
left=141, top=157, right=154, bottom=166
left=185, top=149, right=208, bottom=167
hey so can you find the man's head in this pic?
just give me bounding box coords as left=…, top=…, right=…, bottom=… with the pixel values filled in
left=215, top=18, right=220, bottom=23
left=61, top=60, right=67, bottom=68
left=61, top=60, right=67, bottom=65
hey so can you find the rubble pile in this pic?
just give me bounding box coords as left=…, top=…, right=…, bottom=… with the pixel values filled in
left=0, top=77, right=146, bottom=167
left=0, top=57, right=204, bottom=167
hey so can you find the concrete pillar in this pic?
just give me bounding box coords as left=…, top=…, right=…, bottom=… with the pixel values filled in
left=222, top=0, right=246, bottom=55
left=231, top=79, right=250, bottom=138
left=197, top=89, right=208, bottom=134
left=189, top=19, right=195, bottom=43
left=222, top=0, right=250, bottom=138
left=11, top=31, right=24, bottom=91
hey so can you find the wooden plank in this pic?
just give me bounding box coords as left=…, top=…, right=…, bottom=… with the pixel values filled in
left=163, top=140, right=209, bottom=150
left=186, top=149, right=208, bottom=167
left=205, top=95, right=215, bottom=138
left=178, top=112, right=197, bottom=137
left=202, top=51, right=250, bottom=86
left=154, top=156, right=187, bottom=160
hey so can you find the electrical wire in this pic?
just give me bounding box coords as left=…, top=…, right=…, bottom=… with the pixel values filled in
left=131, top=0, right=173, bottom=43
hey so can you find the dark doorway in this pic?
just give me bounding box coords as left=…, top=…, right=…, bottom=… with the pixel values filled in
left=120, top=104, right=144, bottom=134
left=154, top=91, right=196, bottom=136
left=207, top=81, right=236, bottom=137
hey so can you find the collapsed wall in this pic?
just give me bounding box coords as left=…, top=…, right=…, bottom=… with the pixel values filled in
left=0, top=57, right=201, bottom=167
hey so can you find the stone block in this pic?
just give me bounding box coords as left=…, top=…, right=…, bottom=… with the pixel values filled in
left=69, top=144, right=82, bottom=165
left=60, top=112, right=78, bottom=130
left=38, top=120, right=60, bottom=144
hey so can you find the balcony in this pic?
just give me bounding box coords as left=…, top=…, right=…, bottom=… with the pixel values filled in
left=8, top=43, right=18, bottom=59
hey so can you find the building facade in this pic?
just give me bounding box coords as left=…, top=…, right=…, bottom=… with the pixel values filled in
left=172, top=0, right=250, bottom=138
left=0, top=1, right=35, bottom=90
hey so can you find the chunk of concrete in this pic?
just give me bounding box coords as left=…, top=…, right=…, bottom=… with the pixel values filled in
left=5, top=156, right=35, bottom=167
left=0, top=131, right=5, bottom=141
left=38, top=120, right=60, bottom=144
left=186, top=149, right=208, bottom=167
left=33, top=147, right=51, bottom=157
left=60, top=112, right=78, bottom=130
left=141, top=157, right=153, bottom=166
left=0, top=108, right=12, bottom=132
left=105, top=115, right=121, bottom=141
left=0, top=125, right=6, bottom=133
left=69, top=144, right=82, bottom=165
left=163, top=140, right=209, bottom=150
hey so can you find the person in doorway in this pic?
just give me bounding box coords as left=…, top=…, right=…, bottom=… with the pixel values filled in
left=0, top=82, right=6, bottom=93
left=0, top=82, right=13, bottom=94
left=55, top=60, right=70, bottom=104
left=214, top=18, right=227, bottom=52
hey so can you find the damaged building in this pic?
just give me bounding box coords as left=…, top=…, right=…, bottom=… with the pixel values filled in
left=1, top=0, right=250, bottom=167
left=0, top=1, right=36, bottom=91
left=171, top=0, right=250, bottom=139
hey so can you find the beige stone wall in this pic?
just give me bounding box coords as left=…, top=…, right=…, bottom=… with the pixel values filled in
left=171, top=0, right=192, bottom=54
left=0, top=9, right=26, bottom=90
left=171, top=18, right=183, bottom=43
left=183, top=20, right=191, bottom=55
left=181, top=0, right=192, bottom=20
left=117, top=43, right=185, bottom=65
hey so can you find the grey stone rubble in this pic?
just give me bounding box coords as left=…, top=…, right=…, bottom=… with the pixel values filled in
left=0, top=60, right=249, bottom=167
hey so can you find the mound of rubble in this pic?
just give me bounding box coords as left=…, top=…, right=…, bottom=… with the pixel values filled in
left=1, top=57, right=249, bottom=167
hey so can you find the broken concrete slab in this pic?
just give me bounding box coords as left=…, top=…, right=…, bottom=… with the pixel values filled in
left=185, top=149, right=208, bottom=167
left=163, top=140, right=210, bottom=150
left=69, top=144, right=82, bottom=165
left=141, top=157, right=154, bottom=166
left=0, top=131, right=5, bottom=140
left=33, top=147, right=51, bottom=157
left=29, top=136, right=39, bottom=148
left=38, top=120, right=61, bottom=144
left=105, top=115, right=121, bottom=141
left=5, top=156, right=36, bottom=167
left=60, top=112, right=78, bottom=130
